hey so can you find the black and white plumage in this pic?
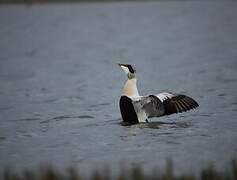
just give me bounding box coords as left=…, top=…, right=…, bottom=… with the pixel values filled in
left=118, top=64, right=199, bottom=124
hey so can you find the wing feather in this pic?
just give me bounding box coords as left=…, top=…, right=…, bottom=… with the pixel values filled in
left=156, top=92, right=174, bottom=102
left=128, top=93, right=198, bottom=122
left=162, top=94, right=199, bottom=115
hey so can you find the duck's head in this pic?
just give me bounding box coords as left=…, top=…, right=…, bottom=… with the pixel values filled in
left=118, top=63, right=136, bottom=79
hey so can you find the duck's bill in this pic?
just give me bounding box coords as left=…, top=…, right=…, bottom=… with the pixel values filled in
left=118, top=63, right=127, bottom=67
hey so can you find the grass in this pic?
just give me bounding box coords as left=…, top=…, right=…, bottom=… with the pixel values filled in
left=0, top=0, right=194, bottom=5
left=0, top=0, right=145, bottom=4
left=0, top=0, right=165, bottom=4
left=1, top=160, right=237, bottom=180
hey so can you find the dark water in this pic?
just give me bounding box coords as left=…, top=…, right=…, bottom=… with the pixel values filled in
left=0, top=1, right=237, bottom=176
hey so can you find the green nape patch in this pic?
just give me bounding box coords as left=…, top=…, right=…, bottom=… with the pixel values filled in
left=1, top=160, right=237, bottom=180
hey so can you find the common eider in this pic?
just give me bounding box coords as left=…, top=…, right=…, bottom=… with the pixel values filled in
left=118, top=63, right=199, bottom=125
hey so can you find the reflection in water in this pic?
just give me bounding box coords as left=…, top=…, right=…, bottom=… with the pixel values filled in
left=121, top=121, right=192, bottom=129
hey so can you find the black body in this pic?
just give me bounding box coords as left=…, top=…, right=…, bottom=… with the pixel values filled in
left=119, top=96, right=139, bottom=124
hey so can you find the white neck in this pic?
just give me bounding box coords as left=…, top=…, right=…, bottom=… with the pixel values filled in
left=122, top=78, right=139, bottom=97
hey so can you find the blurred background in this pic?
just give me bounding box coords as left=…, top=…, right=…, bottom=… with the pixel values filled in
left=0, top=0, right=237, bottom=178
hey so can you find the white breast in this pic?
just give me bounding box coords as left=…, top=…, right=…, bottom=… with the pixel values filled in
left=122, top=79, right=139, bottom=98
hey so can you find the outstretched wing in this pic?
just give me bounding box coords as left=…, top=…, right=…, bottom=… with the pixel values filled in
left=156, top=92, right=199, bottom=115
left=132, top=92, right=199, bottom=121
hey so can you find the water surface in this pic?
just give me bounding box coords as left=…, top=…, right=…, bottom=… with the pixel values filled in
left=0, top=1, right=237, bottom=176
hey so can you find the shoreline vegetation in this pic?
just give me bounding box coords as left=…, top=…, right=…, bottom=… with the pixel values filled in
left=0, top=0, right=164, bottom=4
left=2, top=160, right=237, bottom=180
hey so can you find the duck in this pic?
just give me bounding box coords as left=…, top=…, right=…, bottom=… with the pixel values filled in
left=118, top=63, right=199, bottom=124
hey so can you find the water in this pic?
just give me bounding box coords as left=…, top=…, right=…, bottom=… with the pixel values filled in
left=0, top=1, right=237, bottom=176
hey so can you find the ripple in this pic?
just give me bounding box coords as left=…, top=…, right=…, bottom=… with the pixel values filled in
left=76, top=115, right=94, bottom=119
left=197, top=69, right=206, bottom=74
left=220, top=78, right=237, bottom=83
left=85, top=123, right=99, bottom=128
left=16, top=130, right=37, bottom=138
left=40, top=119, right=50, bottom=124
left=192, top=113, right=212, bottom=117
left=0, top=106, right=13, bottom=111
left=43, top=98, right=59, bottom=103
left=199, top=134, right=211, bottom=137
left=156, top=132, right=173, bottom=136
left=12, top=117, right=41, bottom=122
left=0, top=136, right=6, bottom=142
left=104, top=118, right=120, bottom=124
left=52, top=115, right=94, bottom=120
left=52, top=115, right=73, bottom=120
left=67, top=96, right=83, bottom=101
left=173, top=121, right=192, bottom=128
left=24, top=49, right=37, bottom=57
left=39, top=122, right=50, bottom=132
left=218, top=93, right=226, bottom=97
left=166, top=140, right=181, bottom=145
left=216, top=73, right=237, bottom=84
left=199, top=114, right=212, bottom=117
left=18, top=133, right=35, bottom=138
left=232, top=102, right=237, bottom=106
left=40, top=115, right=95, bottom=124
left=206, top=88, right=216, bottom=92
left=89, top=103, right=111, bottom=108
